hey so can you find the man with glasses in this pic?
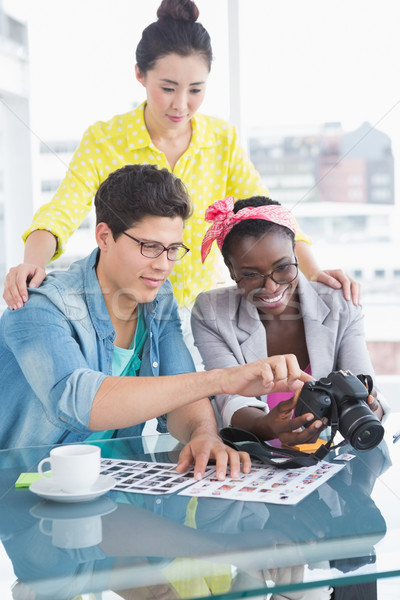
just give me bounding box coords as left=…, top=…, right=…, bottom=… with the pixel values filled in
left=0, top=166, right=313, bottom=479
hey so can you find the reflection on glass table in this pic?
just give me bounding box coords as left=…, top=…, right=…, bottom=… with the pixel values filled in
left=0, top=413, right=399, bottom=600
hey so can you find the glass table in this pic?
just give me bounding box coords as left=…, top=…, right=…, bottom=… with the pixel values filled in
left=0, top=414, right=399, bottom=600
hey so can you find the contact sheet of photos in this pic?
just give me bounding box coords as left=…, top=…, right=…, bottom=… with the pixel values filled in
left=100, top=458, right=344, bottom=504
left=179, top=460, right=345, bottom=505
left=100, top=458, right=215, bottom=495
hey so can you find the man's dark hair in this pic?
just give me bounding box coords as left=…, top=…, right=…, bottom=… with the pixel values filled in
left=95, top=164, right=192, bottom=239
left=221, top=196, right=295, bottom=261
left=136, top=0, right=213, bottom=73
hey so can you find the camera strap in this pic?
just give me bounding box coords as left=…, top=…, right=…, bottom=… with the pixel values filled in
left=219, top=427, right=321, bottom=469
left=220, top=423, right=343, bottom=468
left=313, top=393, right=339, bottom=460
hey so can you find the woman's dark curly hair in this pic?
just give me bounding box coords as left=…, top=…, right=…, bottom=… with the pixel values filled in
left=221, top=197, right=295, bottom=262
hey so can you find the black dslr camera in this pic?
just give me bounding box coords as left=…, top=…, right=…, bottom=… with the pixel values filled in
left=294, top=370, right=384, bottom=451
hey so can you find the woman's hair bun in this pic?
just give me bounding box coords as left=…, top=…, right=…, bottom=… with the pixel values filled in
left=157, top=0, right=199, bottom=22
left=136, top=0, right=212, bottom=73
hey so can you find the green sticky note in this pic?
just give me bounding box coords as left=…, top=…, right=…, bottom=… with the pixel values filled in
left=15, top=473, right=43, bottom=488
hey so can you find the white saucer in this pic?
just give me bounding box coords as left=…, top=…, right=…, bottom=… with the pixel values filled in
left=29, top=474, right=116, bottom=503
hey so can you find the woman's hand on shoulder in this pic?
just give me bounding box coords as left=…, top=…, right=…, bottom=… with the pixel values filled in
left=311, top=269, right=361, bottom=306
left=3, top=263, right=46, bottom=309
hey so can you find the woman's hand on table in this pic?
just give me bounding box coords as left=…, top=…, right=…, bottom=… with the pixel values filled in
left=176, top=431, right=251, bottom=481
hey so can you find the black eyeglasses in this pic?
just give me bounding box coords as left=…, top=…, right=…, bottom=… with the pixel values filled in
left=235, top=261, right=299, bottom=287
left=121, top=231, right=190, bottom=261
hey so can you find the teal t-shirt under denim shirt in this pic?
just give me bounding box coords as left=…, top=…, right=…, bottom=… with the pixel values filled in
left=87, top=307, right=147, bottom=441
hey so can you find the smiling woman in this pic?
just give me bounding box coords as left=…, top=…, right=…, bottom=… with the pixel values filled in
left=191, top=195, right=388, bottom=442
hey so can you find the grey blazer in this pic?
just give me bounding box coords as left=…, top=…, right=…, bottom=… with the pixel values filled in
left=192, top=273, right=386, bottom=426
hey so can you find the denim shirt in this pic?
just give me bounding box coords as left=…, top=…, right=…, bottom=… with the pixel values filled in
left=0, top=249, right=195, bottom=449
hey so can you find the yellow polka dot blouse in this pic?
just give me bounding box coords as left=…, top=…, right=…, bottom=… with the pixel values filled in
left=23, top=102, right=309, bottom=306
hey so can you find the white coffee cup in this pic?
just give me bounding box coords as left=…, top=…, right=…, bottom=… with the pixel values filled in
left=39, top=514, right=102, bottom=549
left=37, top=444, right=101, bottom=493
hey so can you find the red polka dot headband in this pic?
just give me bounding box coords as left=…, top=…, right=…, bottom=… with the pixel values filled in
left=201, top=196, right=297, bottom=262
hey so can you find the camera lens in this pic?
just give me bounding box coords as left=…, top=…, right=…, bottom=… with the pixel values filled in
left=351, top=422, right=384, bottom=451
left=340, top=410, right=384, bottom=451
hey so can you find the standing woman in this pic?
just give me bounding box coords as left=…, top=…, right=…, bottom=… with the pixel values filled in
left=4, top=0, right=358, bottom=310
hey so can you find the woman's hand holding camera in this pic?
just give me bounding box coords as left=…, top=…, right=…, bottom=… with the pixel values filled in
left=257, top=393, right=328, bottom=445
